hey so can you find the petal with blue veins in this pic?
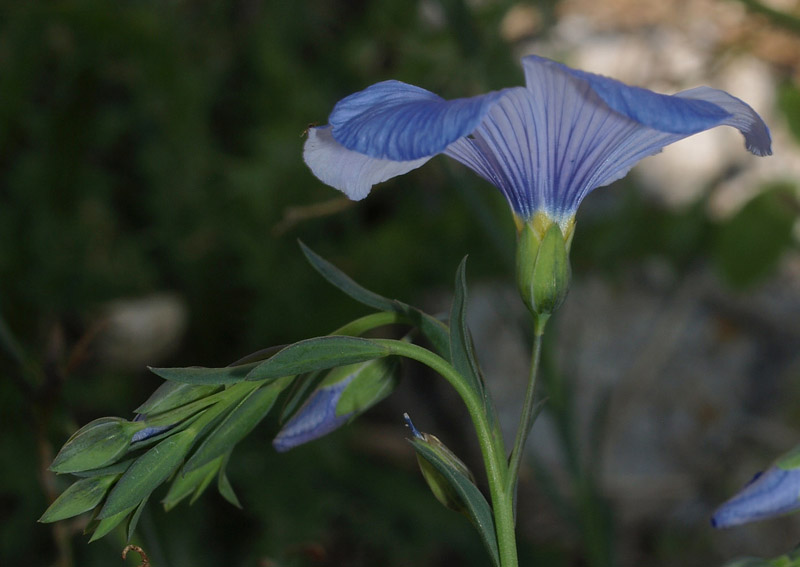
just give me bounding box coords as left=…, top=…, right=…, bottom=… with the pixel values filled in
left=329, top=80, right=506, bottom=161
left=304, top=54, right=771, bottom=223
left=303, top=126, right=431, bottom=200
left=711, top=466, right=800, bottom=528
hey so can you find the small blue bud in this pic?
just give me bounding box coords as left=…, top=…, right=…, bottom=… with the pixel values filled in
left=273, top=357, right=400, bottom=452
left=272, top=375, right=354, bottom=452
left=130, top=413, right=175, bottom=444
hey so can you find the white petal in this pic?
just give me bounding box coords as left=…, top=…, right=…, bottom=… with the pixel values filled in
left=303, top=126, right=431, bottom=200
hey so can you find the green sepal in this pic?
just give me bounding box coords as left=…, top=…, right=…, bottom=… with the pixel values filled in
left=515, top=215, right=572, bottom=321
left=163, top=455, right=225, bottom=511
left=408, top=435, right=500, bottom=567
left=135, top=382, right=221, bottom=415
left=182, top=377, right=291, bottom=473
left=98, top=428, right=196, bottom=519
left=148, top=361, right=260, bottom=386
left=531, top=223, right=570, bottom=314
left=245, top=336, right=389, bottom=382
left=50, top=417, right=145, bottom=474
left=299, top=242, right=451, bottom=358
left=334, top=357, right=400, bottom=417
left=39, top=474, right=118, bottom=523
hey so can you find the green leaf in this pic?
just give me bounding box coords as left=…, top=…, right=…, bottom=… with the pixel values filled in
left=98, top=429, right=195, bottom=519
left=217, top=461, right=242, bottom=509
left=51, top=417, right=144, bottom=474
left=449, top=257, right=485, bottom=399
left=135, top=382, right=221, bottom=415
left=148, top=361, right=260, bottom=385
left=88, top=507, right=133, bottom=542
left=163, top=456, right=224, bottom=511
left=183, top=378, right=291, bottom=473
left=300, top=242, right=451, bottom=358
left=245, top=336, right=389, bottom=382
left=125, top=497, right=148, bottom=543
left=409, top=438, right=500, bottom=567
left=299, top=240, right=398, bottom=312
left=713, top=185, right=797, bottom=289
left=39, top=474, right=118, bottom=523
left=72, top=458, right=135, bottom=478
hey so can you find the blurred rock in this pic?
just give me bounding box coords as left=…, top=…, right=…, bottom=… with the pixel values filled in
left=94, top=293, right=187, bottom=371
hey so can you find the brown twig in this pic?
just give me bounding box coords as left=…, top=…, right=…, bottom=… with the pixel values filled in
left=122, top=545, right=151, bottom=567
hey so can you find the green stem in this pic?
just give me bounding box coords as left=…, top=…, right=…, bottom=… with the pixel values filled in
left=506, top=314, right=547, bottom=504
left=332, top=311, right=405, bottom=336
left=373, top=339, right=518, bottom=567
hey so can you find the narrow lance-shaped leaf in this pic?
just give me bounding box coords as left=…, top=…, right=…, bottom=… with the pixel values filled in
left=98, top=428, right=196, bottom=519
left=148, top=360, right=260, bottom=386
left=39, top=474, right=118, bottom=523
left=218, top=457, right=242, bottom=509
left=299, top=240, right=397, bottom=312
left=246, top=336, right=389, bottom=382
left=135, top=382, right=221, bottom=415
left=299, top=242, right=451, bottom=358
left=183, top=377, right=292, bottom=473
left=162, top=455, right=225, bottom=511
left=449, top=257, right=486, bottom=400
left=125, top=497, right=148, bottom=543
left=87, top=506, right=134, bottom=542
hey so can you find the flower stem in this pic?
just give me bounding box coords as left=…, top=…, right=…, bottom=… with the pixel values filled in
left=506, top=313, right=548, bottom=505
left=373, top=339, right=518, bottom=567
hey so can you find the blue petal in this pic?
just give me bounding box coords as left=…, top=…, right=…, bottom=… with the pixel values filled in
left=711, top=466, right=800, bottom=528
left=445, top=55, right=772, bottom=223
left=272, top=375, right=355, bottom=452
left=303, top=126, right=432, bottom=200
left=674, top=86, right=772, bottom=156
left=329, top=79, right=506, bottom=161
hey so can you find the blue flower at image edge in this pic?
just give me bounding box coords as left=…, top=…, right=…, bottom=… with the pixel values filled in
left=304, top=55, right=771, bottom=231
left=712, top=466, right=800, bottom=528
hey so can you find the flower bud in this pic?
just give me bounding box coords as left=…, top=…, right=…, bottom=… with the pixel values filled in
left=515, top=213, right=573, bottom=326
left=50, top=417, right=145, bottom=474
left=273, top=357, right=400, bottom=452
left=404, top=413, right=475, bottom=513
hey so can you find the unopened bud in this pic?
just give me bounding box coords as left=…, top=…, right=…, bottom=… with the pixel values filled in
left=404, top=413, right=475, bottom=513
left=273, top=357, right=400, bottom=452
left=515, top=213, right=573, bottom=326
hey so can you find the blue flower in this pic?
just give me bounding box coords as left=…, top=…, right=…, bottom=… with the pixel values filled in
left=712, top=466, right=800, bottom=528
left=304, top=55, right=771, bottom=231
